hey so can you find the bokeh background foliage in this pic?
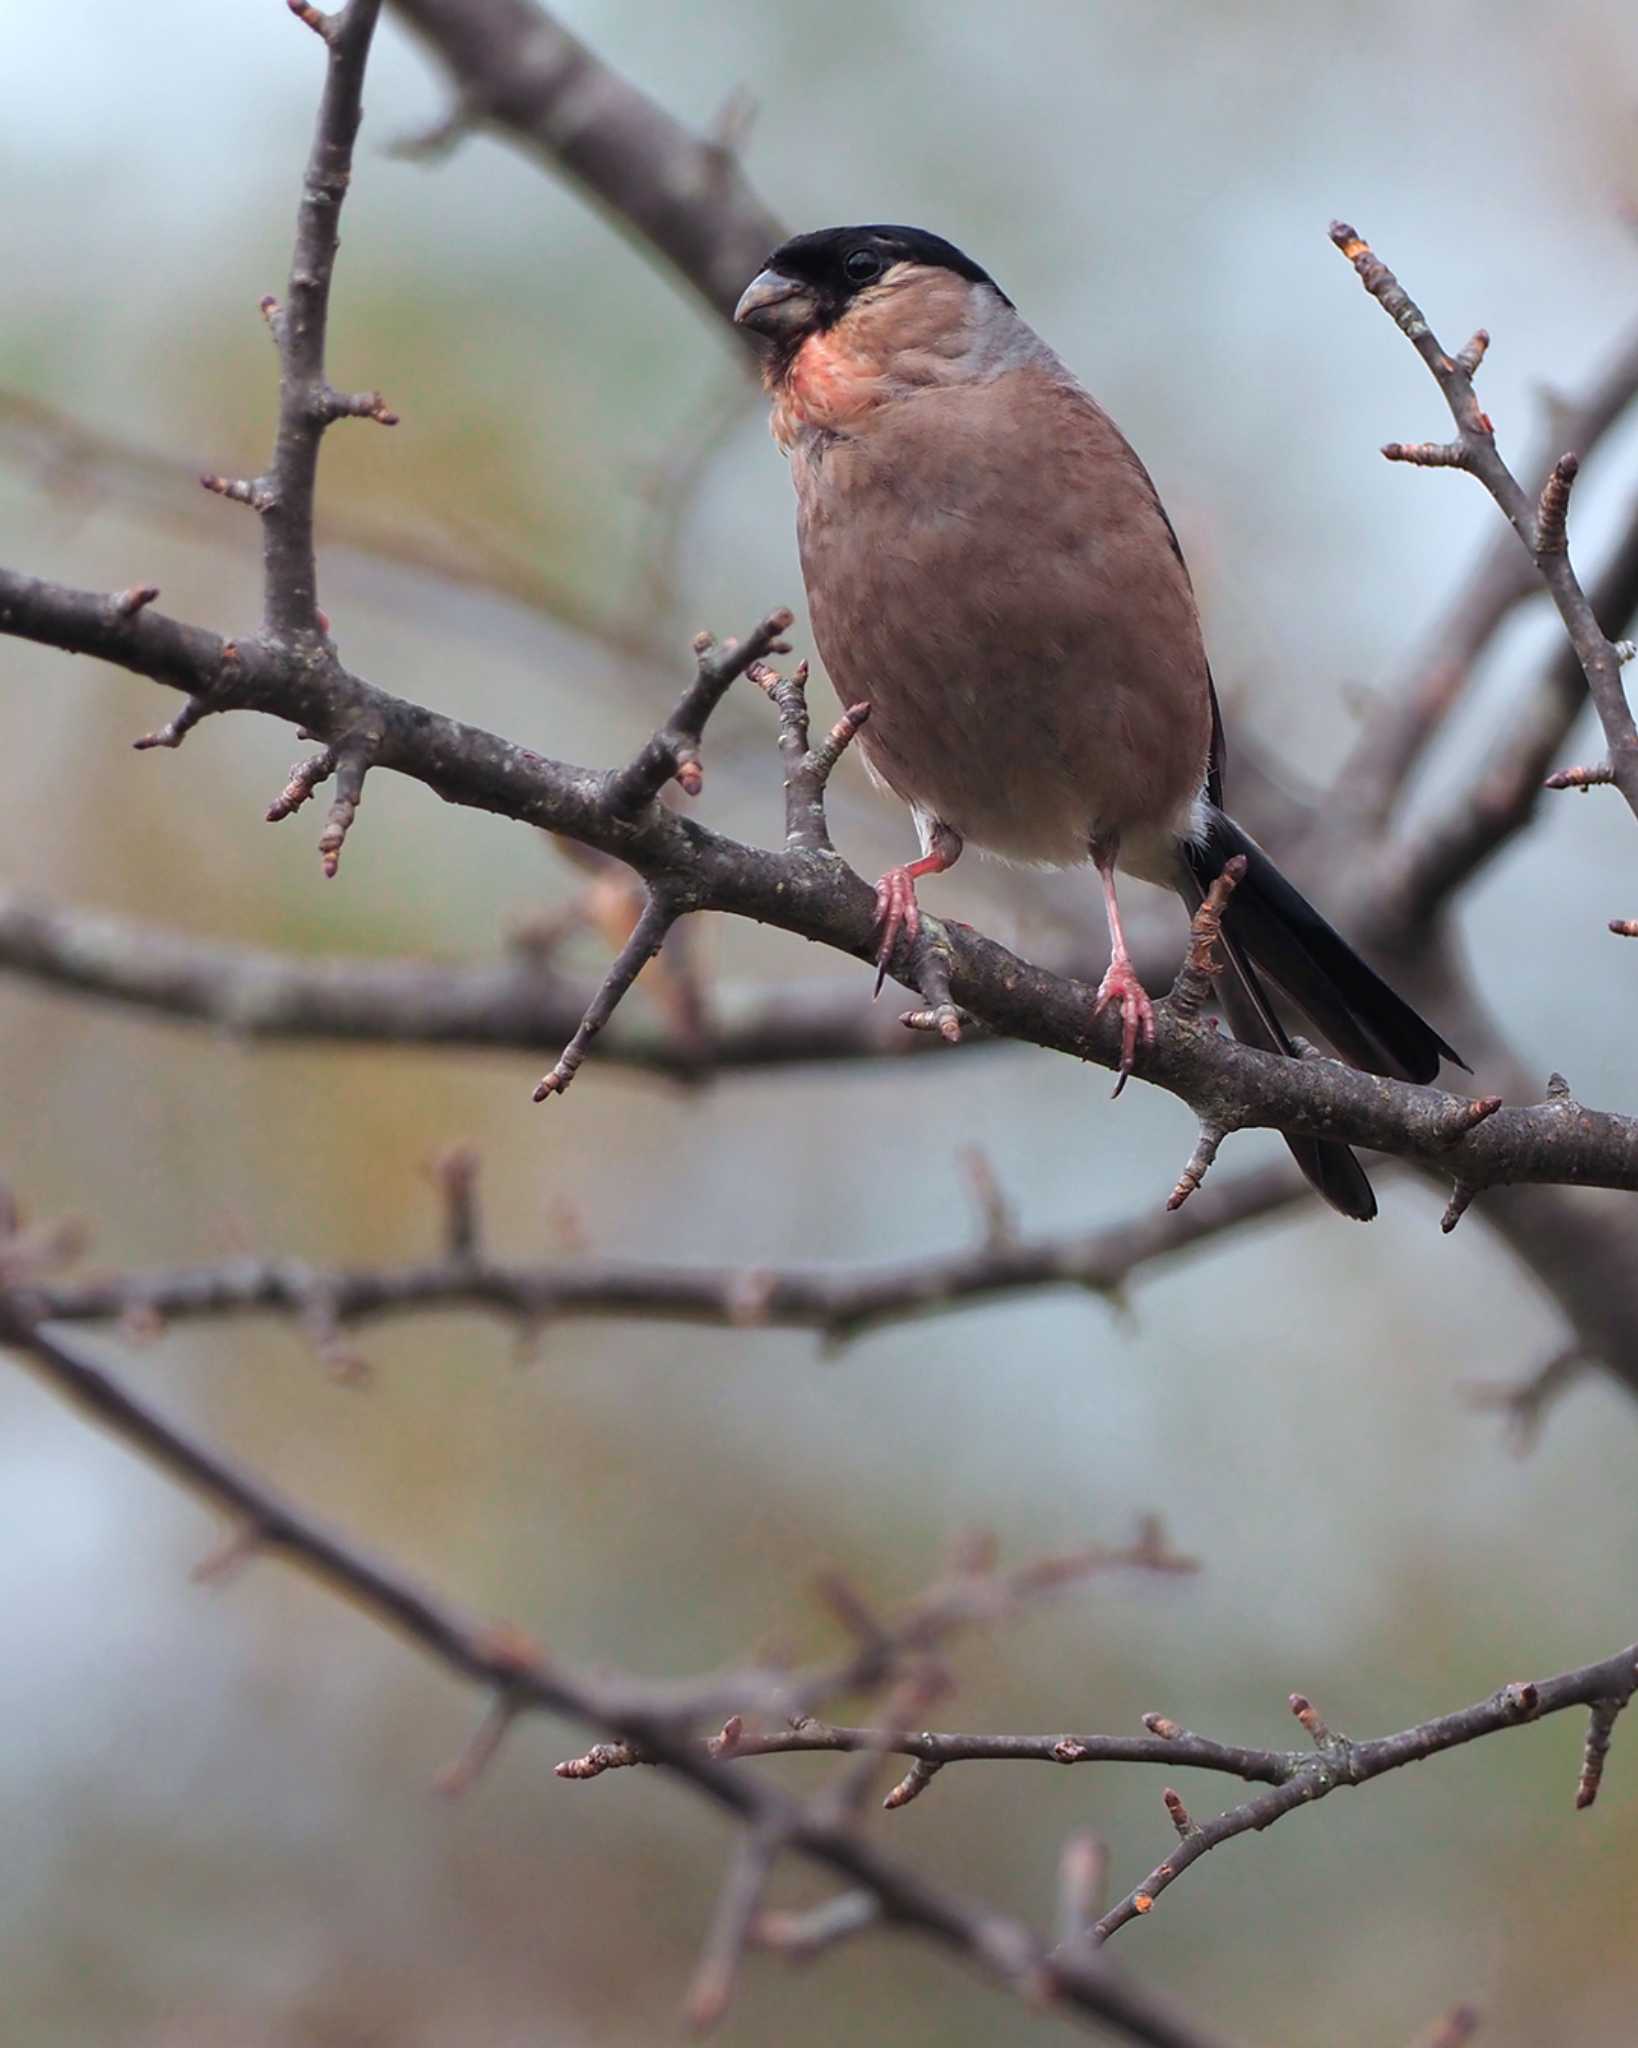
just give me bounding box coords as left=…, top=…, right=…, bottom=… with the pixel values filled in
left=3, top=2, right=1638, bottom=2042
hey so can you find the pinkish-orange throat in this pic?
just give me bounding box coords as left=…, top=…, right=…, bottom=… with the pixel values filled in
left=771, top=330, right=884, bottom=448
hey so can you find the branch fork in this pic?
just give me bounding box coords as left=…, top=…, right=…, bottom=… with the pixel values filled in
left=748, top=654, right=960, bottom=1034
left=607, top=609, right=794, bottom=817
left=748, top=655, right=871, bottom=856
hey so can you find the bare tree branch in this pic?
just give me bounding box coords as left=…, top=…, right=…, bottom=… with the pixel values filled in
left=6, top=8, right=1636, bottom=2041
left=11, top=567, right=1638, bottom=1208
left=606, top=612, right=794, bottom=814
left=5, top=15, right=1637, bottom=2038
left=1331, top=223, right=1638, bottom=827
left=1080, top=1656, right=1635, bottom=1944
left=20, top=1156, right=1303, bottom=1357
left=5, top=4, right=1638, bottom=1452
left=0, top=889, right=962, bottom=1067
left=1378, top=493, right=1638, bottom=925
left=544, top=1643, right=1638, bottom=1890
left=254, top=0, right=392, bottom=645
left=12, top=1254, right=1615, bottom=2032
left=1334, top=320, right=1638, bottom=840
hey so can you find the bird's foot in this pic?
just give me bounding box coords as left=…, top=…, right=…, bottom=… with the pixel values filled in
left=872, top=865, right=924, bottom=996
left=1093, top=954, right=1156, bottom=1095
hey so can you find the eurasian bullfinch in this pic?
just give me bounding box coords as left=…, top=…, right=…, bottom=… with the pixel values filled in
left=736, top=224, right=1462, bottom=1218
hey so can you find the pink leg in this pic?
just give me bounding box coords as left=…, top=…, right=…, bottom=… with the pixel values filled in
left=873, top=823, right=962, bottom=995
left=1092, top=844, right=1156, bottom=1091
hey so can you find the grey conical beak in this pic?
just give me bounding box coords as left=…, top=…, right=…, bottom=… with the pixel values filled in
left=733, top=268, right=815, bottom=337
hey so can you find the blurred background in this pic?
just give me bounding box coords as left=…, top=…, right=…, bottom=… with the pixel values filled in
left=3, top=1, right=1638, bottom=2042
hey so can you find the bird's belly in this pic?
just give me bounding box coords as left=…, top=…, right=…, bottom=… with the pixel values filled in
left=814, top=590, right=1207, bottom=871
left=855, top=687, right=1120, bottom=866
left=792, top=398, right=1213, bottom=872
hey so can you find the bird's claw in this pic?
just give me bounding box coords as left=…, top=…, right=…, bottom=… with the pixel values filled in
left=1093, top=955, right=1156, bottom=1095
left=872, top=865, right=922, bottom=996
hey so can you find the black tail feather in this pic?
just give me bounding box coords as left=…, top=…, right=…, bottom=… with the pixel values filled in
left=1178, top=808, right=1465, bottom=1220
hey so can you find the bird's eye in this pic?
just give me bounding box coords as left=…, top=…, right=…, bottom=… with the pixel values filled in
left=844, top=248, right=882, bottom=285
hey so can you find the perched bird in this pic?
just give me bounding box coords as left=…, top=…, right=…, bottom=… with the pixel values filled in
left=734, top=224, right=1462, bottom=1220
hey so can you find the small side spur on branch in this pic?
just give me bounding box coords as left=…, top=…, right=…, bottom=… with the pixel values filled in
left=531, top=612, right=796, bottom=1099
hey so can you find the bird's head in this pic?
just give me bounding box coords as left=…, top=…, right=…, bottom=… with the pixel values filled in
left=735, top=225, right=1015, bottom=436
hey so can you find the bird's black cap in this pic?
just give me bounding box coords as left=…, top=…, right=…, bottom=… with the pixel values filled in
left=763, top=225, right=1012, bottom=320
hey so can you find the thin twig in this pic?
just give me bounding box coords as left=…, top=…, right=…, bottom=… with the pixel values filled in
left=532, top=890, right=680, bottom=1099
left=685, top=1828, right=783, bottom=2032
left=258, top=0, right=388, bottom=645
left=1083, top=1656, right=1631, bottom=1944
left=21, top=1161, right=1308, bottom=1354
left=1331, top=221, right=1638, bottom=825
left=606, top=612, right=793, bottom=816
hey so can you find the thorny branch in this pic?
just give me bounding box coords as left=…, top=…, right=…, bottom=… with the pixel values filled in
left=11, top=564, right=1638, bottom=1208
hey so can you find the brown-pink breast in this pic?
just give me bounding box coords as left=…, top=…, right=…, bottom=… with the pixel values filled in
left=771, top=330, right=888, bottom=451
left=790, top=365, right=1213, bottom=874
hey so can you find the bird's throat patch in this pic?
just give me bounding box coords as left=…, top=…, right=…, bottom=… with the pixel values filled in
left=771, top=330, right=883, bottom=449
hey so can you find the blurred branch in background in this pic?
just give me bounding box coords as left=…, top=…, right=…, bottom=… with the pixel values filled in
left=0, top=384, right=651, bottom=653
left=388, top=0, right=785, bottom=335
left=18, top=1148, right=1304, bottom=1362
left=0, top=882, right=944, bottom=1064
